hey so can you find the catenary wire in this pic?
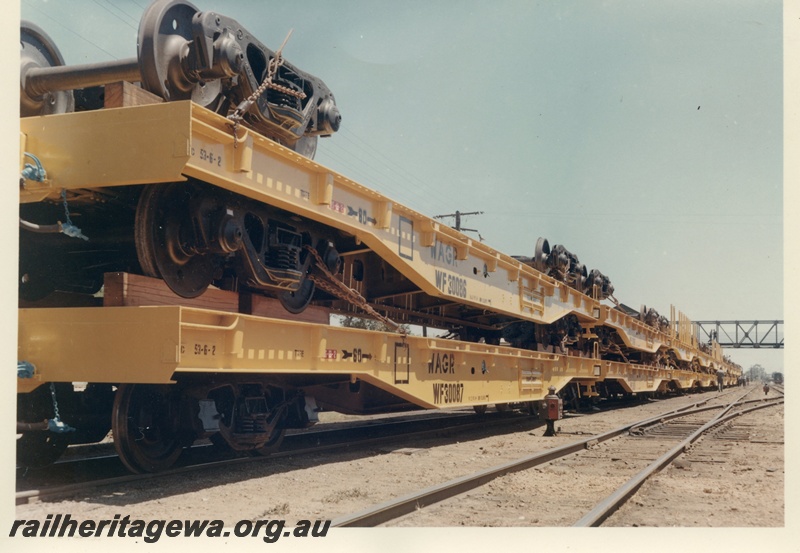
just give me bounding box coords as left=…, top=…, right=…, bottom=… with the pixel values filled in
left=22, top=0, right=122, bottom=61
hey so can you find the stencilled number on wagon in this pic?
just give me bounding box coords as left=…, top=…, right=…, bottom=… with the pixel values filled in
left=432, top=382, right=464, bottom=405
left=191, top=146, right=223, bottom=167
left=193, top=343, right=217, bottom=356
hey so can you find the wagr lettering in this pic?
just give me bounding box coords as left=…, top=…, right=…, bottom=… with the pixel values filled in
left=428, top=352, right=455, bottom=374
left=430, top=240, right=458, bottom=267
left=432, top=382, right=464, bottom=405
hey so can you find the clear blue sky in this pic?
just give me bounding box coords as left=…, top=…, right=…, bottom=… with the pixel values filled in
left=17, top=0, right=784, bottom=373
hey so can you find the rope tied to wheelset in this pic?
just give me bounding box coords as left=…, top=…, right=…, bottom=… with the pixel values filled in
left=303, top=245, right=408, bottom=336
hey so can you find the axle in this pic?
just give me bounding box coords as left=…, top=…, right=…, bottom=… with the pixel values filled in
left=20, top=0, right=340, bottom=156
left=23, top=59, right=141, bottom=97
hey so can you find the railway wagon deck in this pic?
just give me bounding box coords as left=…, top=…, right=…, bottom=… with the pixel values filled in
left=17, top=100, right=735, bottom=473
left=20, top=100, right=729, bottom=369
left=17, top=0, right=739, bottom=473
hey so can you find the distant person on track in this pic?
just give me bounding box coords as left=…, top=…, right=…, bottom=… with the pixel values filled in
left=716, top=368, right=725, bottom=392
left=763, top=382, right=770, bottom=396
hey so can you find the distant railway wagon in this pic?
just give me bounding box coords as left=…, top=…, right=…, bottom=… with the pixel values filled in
left=17, top=0, right=741, bottom=473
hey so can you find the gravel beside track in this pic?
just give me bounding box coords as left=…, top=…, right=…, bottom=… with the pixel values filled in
left=14, top=387, right=783, bottom=528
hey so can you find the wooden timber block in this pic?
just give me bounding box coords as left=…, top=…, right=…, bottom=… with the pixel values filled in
left=104, top=81, right=163, bottom=109
left=103, top=272, right=331, bottom=324
left=103, top=272, right=239, bottom=312
left=240, top=293, right=331, bottom=324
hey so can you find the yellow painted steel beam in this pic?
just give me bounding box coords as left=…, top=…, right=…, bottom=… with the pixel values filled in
left=19, top=103, right=192, bottom=202
left=17, top=306, right=719, bottom=407
left=18, top=102, right=733, bottom=372
left=18, top=306, right=183, bottom=393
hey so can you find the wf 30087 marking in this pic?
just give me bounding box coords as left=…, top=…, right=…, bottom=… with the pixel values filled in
left=17, top=0, right=741, bottom=474
left=432, top=383, right=465, bottom=405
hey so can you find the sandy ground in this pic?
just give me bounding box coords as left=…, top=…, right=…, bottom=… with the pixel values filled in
left=14, top=388, right=783, bottom=529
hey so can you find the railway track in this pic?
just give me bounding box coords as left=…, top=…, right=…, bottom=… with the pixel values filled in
left=16, top=409, right=539, bottom=505
left=15, top=393, right=680, bottom=505
left=330, top=388, right=782, bottom=527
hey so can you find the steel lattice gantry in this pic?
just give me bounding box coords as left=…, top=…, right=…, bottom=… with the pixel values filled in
left=694, top=320, right=784, bottom=349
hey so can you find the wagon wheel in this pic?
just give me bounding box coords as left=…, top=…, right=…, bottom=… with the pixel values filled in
left=472, top=405, right=488, bottom=415
left=291, top=135, right=318, bottom=159
left=18, top=256, right=56, bottom=302
left=278, top=243, right=316, bottom=313
left=252, top=428, right=286, bottom=457
left=135, top=183, right=221, bottom=298
left=112, top=384, right=183, bottom=473
left=16, top=382, right=73, bottom=468
left=278, top=277, right=315, bottom=314
left=534, top=237, right=550, bottom=273
left=20, top=21, right=74, bottom=116
left=137, top=0, right=223, bottom=109
left=17, top=432, right=69, bottom=469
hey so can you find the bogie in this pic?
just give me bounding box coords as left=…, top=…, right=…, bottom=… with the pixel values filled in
left=17, top=1, right=743, bottom=475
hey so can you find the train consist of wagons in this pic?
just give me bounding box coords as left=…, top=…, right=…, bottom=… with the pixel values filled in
left=17, top=0, right=741, bottom=473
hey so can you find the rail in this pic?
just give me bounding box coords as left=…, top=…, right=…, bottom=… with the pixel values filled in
left=331, top=390, right=782, bottom=527
left=574, top=391, right=781, bottom=526
left=16, top=410, right=529, bottom=504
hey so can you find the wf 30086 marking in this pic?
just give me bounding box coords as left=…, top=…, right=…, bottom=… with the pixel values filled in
left=17, top=0, right=741, bottom=473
